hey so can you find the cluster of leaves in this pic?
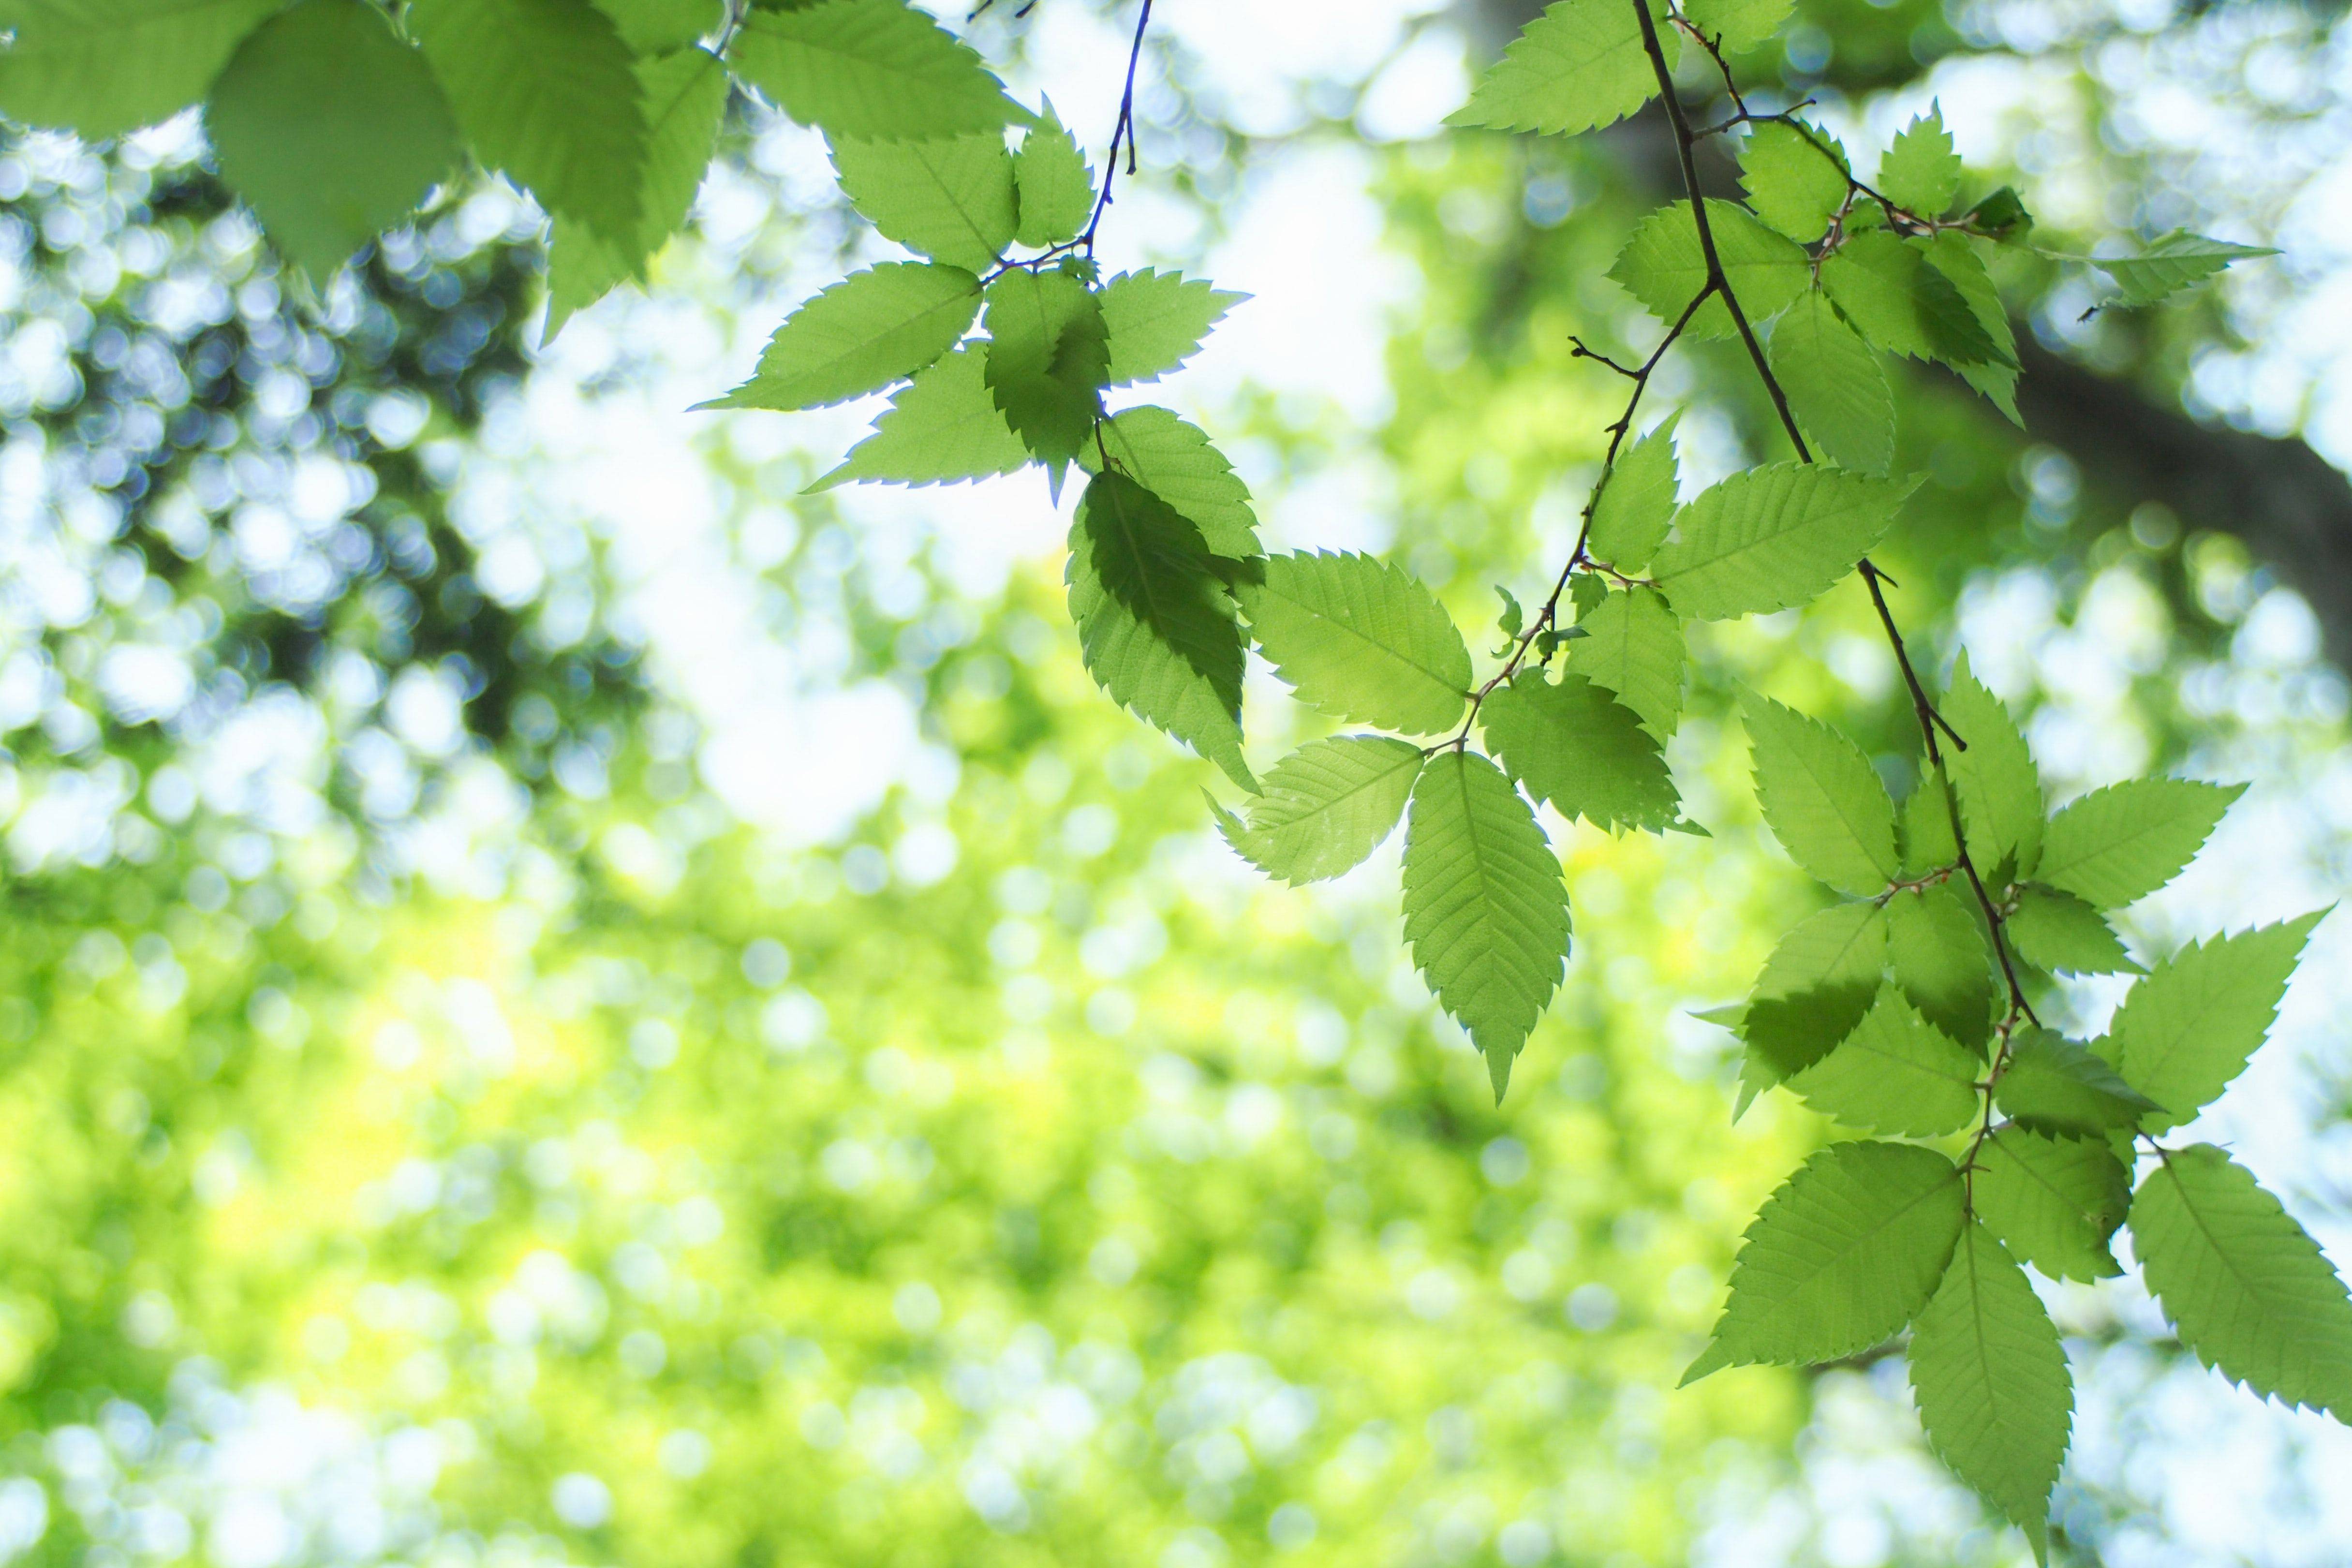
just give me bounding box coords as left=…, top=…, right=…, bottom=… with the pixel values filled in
left=1442, top=0, right=2346, bottom=1554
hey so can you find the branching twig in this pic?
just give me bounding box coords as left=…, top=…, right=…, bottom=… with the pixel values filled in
left=1634, top=3, right=2044, bottom=1159
left=1080, top=0, right=1155, bottom=254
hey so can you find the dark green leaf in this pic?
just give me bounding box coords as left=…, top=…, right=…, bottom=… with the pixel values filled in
left=0, top=0, right=280, bottom=140
left=982, top=267, right=1107, bottom=476
left=1886, top=882, right=1997, bottom=1051
left=1066, top=472, right=1251, bottom=790
left=1740, top=902, right=1889, bottom=1081
left=1081, top=407, right=1259, bottom=558
left=1820, top=230, right=2009, bottom=369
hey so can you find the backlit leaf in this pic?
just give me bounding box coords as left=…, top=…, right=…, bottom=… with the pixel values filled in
left=2006, top=885, right=2140, bottom=976
left=1995, top=1029, right=2160, bottom=1136
left=1682, top=0, right=1791, bottom=53
left=1220, top=736, right=1424, bottom=886
left=1820, top=230, right=2008, bottom=369
left=1081, top=407, right=1259, bottom=558
left=831, top=131, right=1017, bottom=272
left=0, top=0, right=280, bottom=141
left=1908, top=1224, right=2071, bottom=1562
left=1878, top=104, right=1961, bottom=218
left=727, top=0, right=1028, bottom=141
left=2037, top=778, right=2242, bottom=909
left=706, top=261, right=979, bottom=411
left=1099, top=268, right=1243, bottom=387
left=1402, top=751, right=1570, bottom=1100
left=1684, top=1140, right=1963, bottom=1380
left=1784, top=983, right=1978, bottom=1137
left=1483, top=671, right=1678, bottom=832
left=2101, top=911, right=2324, bottom=1132
left=2132, top=1145, right=2352, bottom=1420
left=2090, top=232, right=2277, bottom=308
left=1651, top=464, right=1914, bottom=621
left=1238, top=552, right=1472, bottom=737
left=1586, top=414, right=1679, bottom=571
left=1740, top=689, right=1899, bottom=894
left=1567, top=586, right=1684, bottom=738
left=1973, top=1127, right=2129, bottom=1283
left=207, top=0, right=461, bottom=284
left=1886, top=882, right=1997, bottom=1051
left=1770, top=289, right=1893, bottom=474
left=1611, top=198, right=1810, bottom=341
left=811, top=347, right=1028, bottom=489
left=1941, top=651, right=2041, bottom=881
left=1446, top=0, right=1671, bottom=137
left=411, top=0, right=647, bottom=242
left=982, top=267, right=1108, bottom=475
left=1740, top=119, right=1847, bottom=243
left=1012, top=99, right=1094, bottom=247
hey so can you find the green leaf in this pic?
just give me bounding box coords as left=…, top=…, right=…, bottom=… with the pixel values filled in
left=1878, top=104, right=1961, bottom=217
left=590, top=0, right=720, bottom=54
left=727, top=0, right=1028, bottom=142
left=1740, top=690, right=1898, bottom=894
left=0, top=0, right=280, bottom=140
left=2131, top=1144, right=2352, bottom=1420
left=1886, top=882, right=1997, bottom=1051
left=205, top=0, right=461, bottom=285
left=1099, top=268, right=1243, bottom=387
left=1966, top=185, right=2033, bottom=242
left=1586, top=414, right=1679, bottom=571
left=1651, top=463, right=1914, bottom=621
left=981, top=267, right=1108, bottom=476
left=1741, top=902, right=1890, bottom=1082
left=2006, top=885, right=2140, bottom=976
left=810, top=347, right=1028, bottom=490
left=1219, top=736, right=1423, bottom=886
left=1483, top=671, right=1678, bottom=832
left=1973, top=1126, right=2129, bottom=1283
left=1237, top=552, right=1472, bottom=736
left=1445, top=0, right=1671, bottom=137
left=1682, top=0, right=1791, bottom=53
left=1898, top=767, right=1959, bottom=876
left=2101, top=911, right=2324, bottom=1132
left=2037, top=778, right=2243, bottom=909
left=1941, top=651, right=2041, bottom=881
left=1494, top=586, right=1524, bottom=640
left=1080, top=407, right=1259, bottom=558
left=1922, top=232, right=2022, bottom=424
left=544, top=44, right=729, bottom=338
left=1820, top=230, right=2009, bottom=369
left=1402, top=751, right=1570, bottom=1101
left=706, top=261, right=979, bottom=411
left=1012, top=99, right=1094, bottom=247
left=1566, top=586, right=1684, bottom=738
left=1683, top=1141, right=1963, bottom=1380
left=1611, top=198, right=1810, bottom=341
left=1995, top=1029, right=2161, bottom=1137
left=2090, top=231, right=2276, bottom=308
left=1740, top=120, right=1848, bottom=243
left=410, top=0, right=647, bottom=242
left=1769, top=290, right=1893, bottom=475
left=1066, top=472, right=1251, bottom=791
left=1784, top=983, right=1979, bottom=1137
left=831, top=131, right=1016, bottom=273
left=1908, top=1224, right=2071, bottom=1562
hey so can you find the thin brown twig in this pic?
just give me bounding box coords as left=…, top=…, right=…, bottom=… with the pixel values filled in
left=1639, top=6, right=2044, bottom=1147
